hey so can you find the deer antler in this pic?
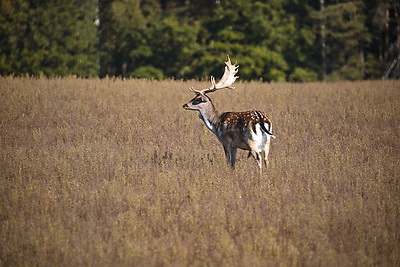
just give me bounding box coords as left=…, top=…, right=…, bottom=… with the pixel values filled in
left=189, top=87, right=202, bottom=94
left=189, top=55, right=239, bottom=95
left=208, top=55, right=239, bottom=91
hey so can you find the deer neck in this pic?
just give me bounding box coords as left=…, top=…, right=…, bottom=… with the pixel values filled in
left=198, top=102, right=221, bottom=134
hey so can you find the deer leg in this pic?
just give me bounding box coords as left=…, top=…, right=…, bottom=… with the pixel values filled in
left=250, top=150, right=262, bottom=172
left=249, top=151, right=257, bottom=160
left=256, top=152, right=262, bottom=172
left=230, top=147, right=237, bottom=168
left=248, top=142, right=262, bottom=172
left=223, top=145, right=235, bottom=169
left=263, top=138, right=271, bottom=169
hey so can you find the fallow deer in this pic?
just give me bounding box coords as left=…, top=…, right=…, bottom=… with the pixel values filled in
left=183, top=56, right=276, bottom=172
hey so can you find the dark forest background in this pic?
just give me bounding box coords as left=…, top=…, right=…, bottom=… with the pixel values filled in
left=1, top=0, right=399, bottom=81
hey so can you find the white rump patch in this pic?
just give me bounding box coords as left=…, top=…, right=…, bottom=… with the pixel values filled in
left=251, top=124, right=269, bottom=152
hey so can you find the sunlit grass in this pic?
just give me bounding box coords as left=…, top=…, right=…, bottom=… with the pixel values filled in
left=0, top=77, right=399, bottom=266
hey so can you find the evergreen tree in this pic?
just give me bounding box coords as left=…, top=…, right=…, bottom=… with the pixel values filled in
left=0, top=0, right=30, bottom=75
left=0, top=0, right=398, bottom=80
left=99, top=0, right=162, bottom=77
left=0, top=0, right=98, bottom=77
left=180, top=0, right=318, bottom=81
left=98, top=0, right=200, bottom=79
left=365, top=0, right=400, bottom=79
left=311, top=0, right=370, bottom=80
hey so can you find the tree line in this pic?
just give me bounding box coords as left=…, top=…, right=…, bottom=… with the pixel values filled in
left=1, top=0, right=399, bottom=81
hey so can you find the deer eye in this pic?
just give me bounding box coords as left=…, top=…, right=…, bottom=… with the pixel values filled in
left=192, top=98, right=203, bottom=105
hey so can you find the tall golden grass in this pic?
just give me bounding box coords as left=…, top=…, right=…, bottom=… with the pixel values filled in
left=0, top=77, right=399, bottom=266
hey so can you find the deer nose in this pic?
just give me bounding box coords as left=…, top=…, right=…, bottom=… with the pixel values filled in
left=183, top=103, right=188, bottom=109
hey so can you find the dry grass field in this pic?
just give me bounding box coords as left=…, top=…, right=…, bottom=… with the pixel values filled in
left=0, top=77, right=399, bottom=266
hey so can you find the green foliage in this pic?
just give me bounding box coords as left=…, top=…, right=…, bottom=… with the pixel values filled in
left=289, top=67, right=318, bottom=82
left=149, top=16, right=200, bottom=78
left=0, top=0, right=398, bottom=80
left=267, top=69, right=287, bottom=82
left=310, top=1, right=372, bottom=80
left=0, top=0, right=98, bottom=77
left=0, top=0, right=29, bottom=74
left=99, top=0, right=161, bottom=77
left=130, top=66, right=164, bottom=79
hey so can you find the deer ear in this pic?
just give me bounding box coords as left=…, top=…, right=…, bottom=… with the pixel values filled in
left=202, top=94, right=212, bottom=102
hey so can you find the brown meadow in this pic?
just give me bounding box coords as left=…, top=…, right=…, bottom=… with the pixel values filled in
left=0, top=77, right=399, bottom=266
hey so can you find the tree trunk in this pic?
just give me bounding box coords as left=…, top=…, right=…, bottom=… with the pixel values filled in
left=395, top=3, right=399, bottom=49
left=384, top=3, right=389, bottom=59
left=320, top=0, right=327, bottom=81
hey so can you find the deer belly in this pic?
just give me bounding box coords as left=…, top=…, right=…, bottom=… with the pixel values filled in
left=222, top=128, right=252, bottom=151
left=231, top=138, right=251, bottom=150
